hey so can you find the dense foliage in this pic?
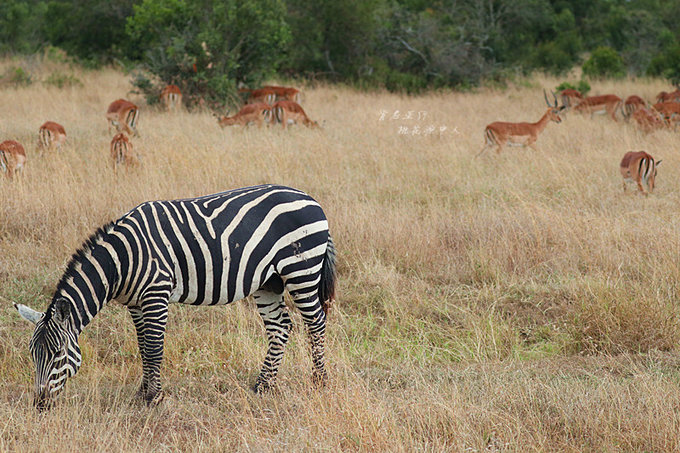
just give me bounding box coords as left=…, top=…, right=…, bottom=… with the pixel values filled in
left=2, top=0, right=680, bottom=99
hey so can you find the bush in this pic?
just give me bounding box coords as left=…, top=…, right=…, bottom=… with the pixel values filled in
left=126, top=0, right=291, bottom=110
left=555, top=80, right=590, bottom=96
left=43, top=72, right=83, bottom=88
left=1, top=66, right=32, bottom=86
left=647, top=44, right=680, bottom=86
left=582, top=46, right=625, bottom=79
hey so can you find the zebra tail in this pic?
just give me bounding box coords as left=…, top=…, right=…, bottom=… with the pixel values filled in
left=319, top=234, right=337, bottom=315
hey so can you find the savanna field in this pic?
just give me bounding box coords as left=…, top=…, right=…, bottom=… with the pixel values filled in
left=2, top=58, right=680, bottom=451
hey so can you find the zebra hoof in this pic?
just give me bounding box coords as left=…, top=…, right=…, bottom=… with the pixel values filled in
left=253, top=379, right=278, bottom=394
left=134, top=385, right=147, bottom=401
left=145, top=390, right=165, bottom=407
left=312, top=370, right=328, bottom=388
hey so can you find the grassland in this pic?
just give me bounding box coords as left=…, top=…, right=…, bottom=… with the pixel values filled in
left=1, top=57, right=680, bottom=451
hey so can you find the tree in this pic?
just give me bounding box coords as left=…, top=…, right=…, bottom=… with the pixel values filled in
left=127, top=0, right=290, bottom=108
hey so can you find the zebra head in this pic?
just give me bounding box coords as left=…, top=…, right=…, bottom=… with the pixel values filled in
left=15, top=298, right=82, bottom=410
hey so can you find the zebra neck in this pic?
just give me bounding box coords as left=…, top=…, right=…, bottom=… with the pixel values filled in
left=52, top=232, right=121, bottom=334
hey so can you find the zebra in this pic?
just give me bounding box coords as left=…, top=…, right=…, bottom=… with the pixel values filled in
left=14, top=184, right=337, bottom=409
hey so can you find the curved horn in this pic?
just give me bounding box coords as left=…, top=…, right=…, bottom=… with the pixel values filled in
left=552, top=90, right=559, bottom=108
left=543, top=89, right=552, bottom=107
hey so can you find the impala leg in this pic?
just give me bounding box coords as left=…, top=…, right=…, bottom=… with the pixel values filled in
left=475, top=143, right=491, bottom=158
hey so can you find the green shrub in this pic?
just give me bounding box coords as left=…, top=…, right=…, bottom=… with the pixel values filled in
left=43, top=72, right=83, bottom=88
left=582, top=46, right=625, bottom=79
left=1, top=66, right=32, bottom=86
left=555, top=80, right=590, bottom=96
left=647, top=44, right=680, bottom=86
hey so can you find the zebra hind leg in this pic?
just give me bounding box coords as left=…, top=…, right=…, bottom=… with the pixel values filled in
left=253, top=289, right=292, bottom=393
left=290, top=291, right=328, bottom=388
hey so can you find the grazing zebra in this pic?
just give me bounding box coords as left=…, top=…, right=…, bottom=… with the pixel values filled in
left=14, top=184, right=337, bottom=409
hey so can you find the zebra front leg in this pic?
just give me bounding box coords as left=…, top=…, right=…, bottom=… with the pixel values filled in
left=139, top=296, right=169, bottom=406
left=291, top=293, right=328, bottom=388
left=128, top=306, right=149, bottom=400
left=253, top=290, right=292, bottom=393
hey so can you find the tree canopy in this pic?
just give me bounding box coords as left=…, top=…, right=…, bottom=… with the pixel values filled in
left=3, top=0, right=680, bottom=101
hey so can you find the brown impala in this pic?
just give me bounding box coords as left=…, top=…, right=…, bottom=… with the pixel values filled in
left=573, top=94, right=622, bottom=121
left=239, top=88, right=277, bottom=105
left=110, top=133, right=137, bottom=170
left=655, top=90, right=680, bottom=104
left=272, top=100, right=318, bottom=128
left=620, top=151, right=661, bottom=195
left=652, top=101, right=680, bottom=126
left=106, top=99, right=139, bottom=136
left=263, top=85, right=302, bottom=103
left=215, top=103, right=272, bottom=127
left=623, top=95, right=646, bottom=120
left=38, top=121, right=67, bottom=150
left=632, top=108, right=665, bottom=133
left=559, top=89, right=583, bottom=110
left=160, top=85, right=182, bottom=111
left=0, top=140, right=27, bottom=179
left=476, top=90, right=564, bottom=156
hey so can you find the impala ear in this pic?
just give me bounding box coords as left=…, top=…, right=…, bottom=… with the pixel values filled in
left=14, top=303, right=43, bottom=325
left=656, top=160, right=662, bottom=167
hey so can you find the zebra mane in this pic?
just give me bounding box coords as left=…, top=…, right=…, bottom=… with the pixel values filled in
left=52, top=222, right=117, bottom=301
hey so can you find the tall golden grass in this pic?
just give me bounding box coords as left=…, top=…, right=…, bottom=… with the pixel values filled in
left=2, top=57, right=680, bottom=451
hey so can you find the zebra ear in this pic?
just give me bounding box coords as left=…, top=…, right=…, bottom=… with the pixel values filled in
left=14, top=303, right=43, bottom=325
left=53, top=298, right=71, bottom=327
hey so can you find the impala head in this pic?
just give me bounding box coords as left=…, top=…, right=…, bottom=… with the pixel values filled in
left=15, top=299, right=81, bottom=411
left=543, top=89, right=565, bottom=123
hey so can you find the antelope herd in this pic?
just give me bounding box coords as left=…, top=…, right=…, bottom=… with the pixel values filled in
left=478, top=85, right=680, bottom=195
left=0, top=79, right=676, bottom=197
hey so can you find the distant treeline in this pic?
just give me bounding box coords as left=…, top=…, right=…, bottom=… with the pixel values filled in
left=2, top=0, right=680, bottom=103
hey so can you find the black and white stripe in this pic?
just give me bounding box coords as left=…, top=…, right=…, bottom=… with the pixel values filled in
left=17, top=184, right=337, bottom=406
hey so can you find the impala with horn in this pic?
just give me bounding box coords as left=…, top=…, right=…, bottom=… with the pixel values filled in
left=477, top=90, right=564, bottom=156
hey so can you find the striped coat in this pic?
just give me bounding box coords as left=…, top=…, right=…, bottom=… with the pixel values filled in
left=15, top=185, right=337, bottom=408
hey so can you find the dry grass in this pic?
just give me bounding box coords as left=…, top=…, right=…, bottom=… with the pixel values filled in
left=2, top=57, right=680, bottom=451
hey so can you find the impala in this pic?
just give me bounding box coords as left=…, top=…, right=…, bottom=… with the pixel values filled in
left=106, top=99, right=139, bottom=136
left=110, top=133, right=137, bottom=170
left=215, top=103, right=272, bottom=127
left=263, top=85, right=302, bottom=103
left=632, top=108, right=665, bottom=133
left=38, top=121, right=67, bottom=150
left=0, top=140, right=26, bottom=179
left=272, top=100, right=318, bottom=128
left=239, top=88, right=277, bottom=105
left=620, top=151, right=660, bottom=195
left=160, top=85, right=182, bottom=111
left=477, top=91, right=564, bottom=156
left=652, top=101, right=680, bottom=126
left=655, top=90, right=680, bottom=104
left=559, top=89, right=583, bottom=110
left=623, top=95, right=646, bottom=120
left=573, top=94, right=622, bottom=121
